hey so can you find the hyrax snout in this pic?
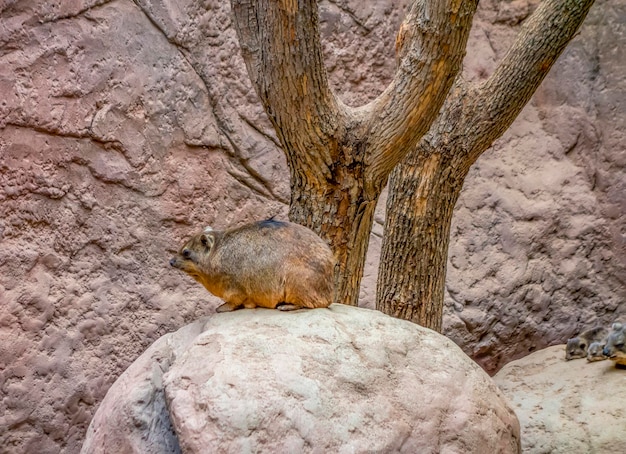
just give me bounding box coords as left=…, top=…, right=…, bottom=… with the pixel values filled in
left=170, top=219, right=336, bottom=312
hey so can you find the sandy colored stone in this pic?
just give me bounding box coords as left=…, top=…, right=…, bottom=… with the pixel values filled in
left=84, top=305, right=520, bottom=453
left=494, top=345, right=626, bottom=453
left=80, top=318, right=211, bottom=454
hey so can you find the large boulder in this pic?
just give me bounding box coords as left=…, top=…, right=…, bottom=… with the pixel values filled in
left=494, top=345, right=626, bottom=453
left=83, top=305, right=520, bottom=453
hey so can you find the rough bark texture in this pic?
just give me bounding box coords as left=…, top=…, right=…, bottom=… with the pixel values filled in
left=231, top=0, right=478, bottom=306
left=377, top=0, right=597, bottom=331
left=378, top=152, right=464, bottom=329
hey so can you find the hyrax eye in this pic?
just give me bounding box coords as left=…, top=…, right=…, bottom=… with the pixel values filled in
left=182, top=249, right=191, bottom=259
left=580, top=343, right=586, bottom=349
left=200, top=233, right=213, bottom=249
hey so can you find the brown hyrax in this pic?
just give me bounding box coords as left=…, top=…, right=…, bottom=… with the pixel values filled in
left=586, top=341, right=607, bottom=362
left=565, top=326, right=609, bottom=360
left=603, top=322, right=626, bottom=368
left=170, top=219, right=335, bottom=312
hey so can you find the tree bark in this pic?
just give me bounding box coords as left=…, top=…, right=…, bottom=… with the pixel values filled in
left=378, top=151, right=464, bottom=330
left=377, top=0, right=596, bottom=331
left=231, top=0, right=478, bottom=306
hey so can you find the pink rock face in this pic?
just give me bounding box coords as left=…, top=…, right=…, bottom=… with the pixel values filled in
left=0, top=0, right=624, bottom=452
left=83, top=305, right=521, bottom=453
left=494, top=345, right=626, bottom=453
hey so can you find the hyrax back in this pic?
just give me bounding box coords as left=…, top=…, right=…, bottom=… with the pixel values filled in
left=565, top=326, right=609, bottom=360
left=603, top=322, right=626, bottom=367
left=170, top=219, right=336, bottom=312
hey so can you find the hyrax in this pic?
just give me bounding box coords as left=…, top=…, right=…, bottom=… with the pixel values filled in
left=565, top=326, right=609, bottom=360
left=170, top=219, right=336, bottom=312
left=603, top=322, right=626, bottom=367
left=586, top=341, right=608, bottom=362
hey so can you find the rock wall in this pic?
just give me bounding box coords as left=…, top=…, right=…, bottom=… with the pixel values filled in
left=361, top=0, right=626, bottom=372
left=0, top=0, right=624, bottom=452
left=441, top=0, right=626, bottom=372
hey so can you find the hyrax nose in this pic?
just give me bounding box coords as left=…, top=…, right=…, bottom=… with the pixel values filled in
left=603, top=346, right=610, bottom=357
left=169, top=258, right=177, bottom=267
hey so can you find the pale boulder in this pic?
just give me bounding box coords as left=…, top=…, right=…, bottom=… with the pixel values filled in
left=494, top=345, right=626, bottom=453
left=83, top=305, right=520, bottom=453
left=80, top=320, right=212, bottom=454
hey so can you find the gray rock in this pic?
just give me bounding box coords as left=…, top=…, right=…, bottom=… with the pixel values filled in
left=80, top=319, right=210, bottom=454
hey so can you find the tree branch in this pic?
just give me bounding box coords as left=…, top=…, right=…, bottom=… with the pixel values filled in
left=466, top=0, right=595, bottom=164
left=363, top=0, right=478, bottom=193
left=378, top=0, right=596, bottom=329
left=421, top=0, right=596, bottom=173
left=230, top=0, right=342, bottom=181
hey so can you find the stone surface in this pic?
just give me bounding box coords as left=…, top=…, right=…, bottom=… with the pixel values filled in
left=494, top=345, right=626, bottom=453
left=84, top=305, right=521, bottom=453
left=0, top=0, right=624, bottom=452
left=81, top=319, right=210, bottom=454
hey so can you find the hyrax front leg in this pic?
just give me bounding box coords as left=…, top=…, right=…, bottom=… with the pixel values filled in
left=216, top=292, right=248, bottom=313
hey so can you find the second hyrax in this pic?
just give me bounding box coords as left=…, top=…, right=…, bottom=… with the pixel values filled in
left=170, top=219, right=336, bottom=312
left=565, top=326, right=609, bottom=360
left=586, top=341, right=608, bottom=362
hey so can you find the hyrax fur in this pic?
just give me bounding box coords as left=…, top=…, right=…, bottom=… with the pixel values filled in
left=170, top=219, right=336, bottom=312
left=565, top=326, right=609, bottom=360
left=586, top=341, right=608, bottom=362
left=603, top=322, right=626, bottom=368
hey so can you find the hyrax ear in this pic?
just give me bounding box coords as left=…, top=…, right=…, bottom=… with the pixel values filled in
left=200, top=232, right=215, bottom=249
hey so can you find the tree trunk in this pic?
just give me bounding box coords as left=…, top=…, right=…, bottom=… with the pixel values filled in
left=377, top=0, right=596, bottom=330
left=231, top=0, right=478, bottom=307
left=289, top=174, right=376, bottom=305
left=378, top=152, right=463, bottom=331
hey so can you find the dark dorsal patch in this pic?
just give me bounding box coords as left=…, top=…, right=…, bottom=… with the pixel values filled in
left=257, top=218, right=288, bottom=229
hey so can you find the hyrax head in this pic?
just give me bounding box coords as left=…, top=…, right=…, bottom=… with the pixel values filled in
left=586, top=341, right=607, bottom=362
left=603, top=322, right=626, bottom=360
left=565, top=337, right=588, bottom=360
left=169, top=226, right=216, bottom=282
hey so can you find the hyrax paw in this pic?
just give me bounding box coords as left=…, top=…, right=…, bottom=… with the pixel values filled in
left=276, top=303, right=302, bottom=311
left=216, top=303, right=237, bottom=313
